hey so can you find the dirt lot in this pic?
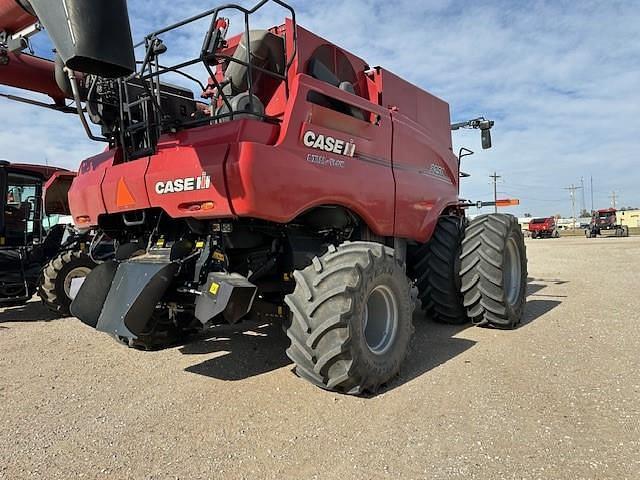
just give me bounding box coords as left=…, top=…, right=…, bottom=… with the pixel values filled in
left=1, top=236, right=639, bottom=479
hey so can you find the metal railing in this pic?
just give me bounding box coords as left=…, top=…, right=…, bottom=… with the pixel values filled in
left=118, top=0, right=297, bottom=160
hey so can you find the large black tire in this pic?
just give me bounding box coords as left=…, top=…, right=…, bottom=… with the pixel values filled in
left=460, top=214, right=528, bottom=329
left=38, top=250, right=96, bottom=316
left=622, top=225, right=630, bottom=238
left=410, top=216, right=468, bottom=325
left=285, top=242, right=413, bottom=395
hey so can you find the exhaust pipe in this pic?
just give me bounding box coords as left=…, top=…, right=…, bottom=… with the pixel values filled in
left=25, top=0, right=136, bottom=78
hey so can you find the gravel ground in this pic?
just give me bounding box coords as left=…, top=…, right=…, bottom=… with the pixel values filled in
left=1, top=236, right=639, bottom=479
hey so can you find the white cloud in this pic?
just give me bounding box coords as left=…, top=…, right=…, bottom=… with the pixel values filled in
left=1, top=0, right=639, bottom=215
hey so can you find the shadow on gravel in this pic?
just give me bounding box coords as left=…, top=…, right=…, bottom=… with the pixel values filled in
left=520, top=299, right=561, bottom=327
left=181, top=277, right=565, bottom=391
left=181, top=321, right=291, bottom=381
left=385, top=312, right=476, bottom=394
left=0, top=301, right=60, bottom=323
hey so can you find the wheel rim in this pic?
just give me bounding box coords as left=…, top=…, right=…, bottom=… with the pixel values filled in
left=504, top=238, right=523, bottom=306
left=63, top=266, right=92, bottom=299
left=363, top=285, right=398, bottom=355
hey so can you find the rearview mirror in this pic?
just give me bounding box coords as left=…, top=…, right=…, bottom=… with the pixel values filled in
left=481, top=129, right=492, bottom=149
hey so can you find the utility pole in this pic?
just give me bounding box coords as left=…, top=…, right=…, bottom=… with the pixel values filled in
left=590, top=176, right=594, bottom=212
left=564, top=184, right=583, bottom=229
left=610, top=191, right=618, bottom=209
left=490, top=172, right=501, bottom=213
left=580, top=177, right=586, bottom=214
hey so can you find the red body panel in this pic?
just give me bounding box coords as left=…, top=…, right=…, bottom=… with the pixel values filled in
left=0, top=52, right=66, bottom=103
left=68, top=21, right=459, bottom=243
left=0, top=0, right=35, bottom=34
left=68, top=150, right=113, bottom=226
left=528, top=218, right=556, bottom=232
left=43, top=171, right=76, bottom=215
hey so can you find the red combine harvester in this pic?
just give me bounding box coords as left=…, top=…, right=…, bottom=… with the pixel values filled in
left=528, top=217, right=560, bottom=239
left=586, top=208, right=629, bottom=238
left=1, top=0, right=527, bottom=394
left=0, top=161, right=95, bottom=311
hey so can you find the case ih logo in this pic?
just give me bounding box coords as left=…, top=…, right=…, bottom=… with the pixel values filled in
left=303, top=130, right=356, bottom=157
left=155, top=172, right=212, bottom=195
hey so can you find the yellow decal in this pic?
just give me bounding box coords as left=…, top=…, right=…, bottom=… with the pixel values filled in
left=209, top=282, right=220, bottom=295
left=195, top=240, right=205, bottom=249
left=212, top=251, right=225, bottom=262
left=156, top=238, right=165, bottom=247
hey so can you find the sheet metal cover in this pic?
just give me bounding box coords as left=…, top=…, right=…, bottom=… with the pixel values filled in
left=96, top=261, right=178, bottom=338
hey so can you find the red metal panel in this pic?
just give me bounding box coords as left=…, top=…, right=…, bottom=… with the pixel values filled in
left=0, top=52, right=66, bottom=102
left=374, top=68, right=453, bottom=152
left=102, top=160, right=151, bottom=214
left=227, top=73, right=396, bottom=236
left=146, top=142, right=234, bottom=220
left=68, top=150, right=114, bottom=225
left=391, top=112, right=460, bottom=242
left=0, top=0, right=36, bottom=34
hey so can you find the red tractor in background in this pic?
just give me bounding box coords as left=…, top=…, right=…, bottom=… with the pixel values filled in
left=1, top=0, right=528, bottom=395
left=586, top=208, right=629, bottom=238
left=528, top=217, right=560, bottom=239
left=0, top=160, right=96, bottom=312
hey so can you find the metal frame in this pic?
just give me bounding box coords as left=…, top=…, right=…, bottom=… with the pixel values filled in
left=118, top=0, right=298, bottom=161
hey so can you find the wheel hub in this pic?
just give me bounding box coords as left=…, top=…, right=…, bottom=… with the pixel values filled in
left=363, top=285, right=399, bottom=355
left=504, top=238, right=523, bottom=306
left=63, top=266, right=93, bottom=299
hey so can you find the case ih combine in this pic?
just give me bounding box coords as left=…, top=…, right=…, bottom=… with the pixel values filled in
left=1, top=0, right=527, bottom=394
left=586, top=208, right=629, bottom=238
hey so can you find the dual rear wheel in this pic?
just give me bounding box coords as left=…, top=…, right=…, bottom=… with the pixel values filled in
left=285, top=214, right=528, bottom=394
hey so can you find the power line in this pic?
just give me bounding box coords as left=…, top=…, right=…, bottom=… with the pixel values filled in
left=610, top=191, right=618, bottom=209
left=563, top=184, right=583, bottom=229
left=490, top=172, right=501, bottom=214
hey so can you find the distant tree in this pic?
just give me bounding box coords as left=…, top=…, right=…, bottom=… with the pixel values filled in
left=554, top=213, right=562, bottom=219
left=580, top=209, right=590, bottom=217
left=524, top=213, right=532, bottom=218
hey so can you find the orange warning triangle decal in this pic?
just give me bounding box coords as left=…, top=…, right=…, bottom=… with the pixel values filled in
left=116, top=177, right=136, bottom=207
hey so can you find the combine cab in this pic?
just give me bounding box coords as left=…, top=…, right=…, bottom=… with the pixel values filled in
left=528, top=217, right=560, bottom=239
left=0, top=161, right=95, bottom=311
left=1, top=0, right=528, bottom=394
left=586, top=208, right=629, bottom=238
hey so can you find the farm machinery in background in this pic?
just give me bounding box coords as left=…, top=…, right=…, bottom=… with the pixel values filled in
left=0, top=161, right=96, bottom=313
left=586, top=208, right=629, bottom=238
left=0, top=0, right=528, bottom=395
left=528, top=217, right=560, bottom=239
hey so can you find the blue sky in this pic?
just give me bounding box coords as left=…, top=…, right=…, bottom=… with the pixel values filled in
left=1, top=0, right=639, bottom=217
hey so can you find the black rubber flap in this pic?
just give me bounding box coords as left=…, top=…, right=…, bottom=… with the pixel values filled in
left=70, top=260, right=118, bottom=328
left=96, top=261, right=179, bottom=338
left=29, top=0, right=136, bottom=78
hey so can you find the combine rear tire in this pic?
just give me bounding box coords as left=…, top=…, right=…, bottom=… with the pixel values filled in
left=460, top=214, right=527, bottom=329
left=38, top=250, right=96, bottom=316
left=410, top=216, right=468, bottom=324
left=622, top=226, right=630, bottom=237
left=285, top=242, right=413, bottom=395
